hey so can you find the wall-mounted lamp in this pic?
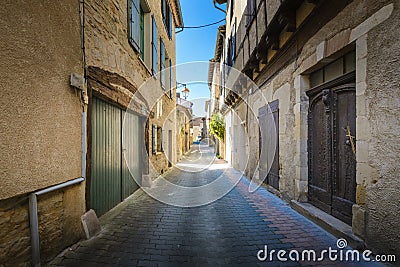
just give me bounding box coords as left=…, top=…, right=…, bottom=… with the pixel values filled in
left=177, top=82, right=190, bottom=100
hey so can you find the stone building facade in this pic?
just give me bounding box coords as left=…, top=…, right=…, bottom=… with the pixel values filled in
left=85, top=0, right=183, bottom=213
left=208, top=25, right=226, bottom=159
left=0, top=0, right=183, bottom=265
left=176, top=96, right=193, bottom=159
left=210, top=0, right=399, bottom=257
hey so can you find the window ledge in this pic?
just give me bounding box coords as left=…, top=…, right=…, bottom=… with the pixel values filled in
left=137, top=54, right=152, bottom=76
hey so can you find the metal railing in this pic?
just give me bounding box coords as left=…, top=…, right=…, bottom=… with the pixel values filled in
left=176, top=97, right=193, bottom=109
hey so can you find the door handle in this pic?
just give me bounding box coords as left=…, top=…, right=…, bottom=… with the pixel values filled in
left=343, top=124, right=356, bottom=160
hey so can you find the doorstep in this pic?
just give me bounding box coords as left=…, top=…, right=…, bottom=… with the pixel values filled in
left=290, top=200, right=364, bottom=250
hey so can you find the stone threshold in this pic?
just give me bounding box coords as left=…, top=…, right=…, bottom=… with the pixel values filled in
left=290, top=200, right=364, bottom=250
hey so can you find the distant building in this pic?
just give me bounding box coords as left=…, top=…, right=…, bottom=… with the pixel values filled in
left=208, top=27, right=226, bottom=157
left=176, top=93, right=193, bottom=159
left=191, top=117, right=204, bottom=142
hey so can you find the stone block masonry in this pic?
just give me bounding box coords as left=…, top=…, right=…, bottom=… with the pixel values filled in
left=0, top=185, right=85, bottom=266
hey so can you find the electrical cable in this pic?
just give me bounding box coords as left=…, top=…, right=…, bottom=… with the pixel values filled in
left=178, top=18, right=226, bottom=29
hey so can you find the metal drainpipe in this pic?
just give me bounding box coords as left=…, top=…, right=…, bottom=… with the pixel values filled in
left=213, top=0, right=226, bottom=14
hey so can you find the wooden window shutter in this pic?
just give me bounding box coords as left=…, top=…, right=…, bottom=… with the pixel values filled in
left=152, top=16, right=158, bottom=76
left=130, top=0, right=141, bottom=51
left=152, top=124, right=156, bottom=154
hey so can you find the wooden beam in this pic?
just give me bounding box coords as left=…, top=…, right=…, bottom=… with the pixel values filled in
left=266, top=34, right=280, bottom=50
left=279, top=9, right=297, bottom=32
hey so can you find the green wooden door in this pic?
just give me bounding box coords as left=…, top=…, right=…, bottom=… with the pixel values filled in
left=122, top=110, right=141, bottom=199
left=91, top=97, right=141, bottom=216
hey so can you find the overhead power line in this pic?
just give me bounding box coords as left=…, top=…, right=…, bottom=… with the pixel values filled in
left=178, top=18, right=226, bottom=29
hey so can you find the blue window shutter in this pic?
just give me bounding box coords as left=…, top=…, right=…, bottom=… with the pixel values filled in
left=152, top=16, right=158, bottom=76
left=130, top=0, right=141, bottom=51
left=168, top=7, right=173, bottom=38
left=162, top=0, right=167, bottom=21
left=169, top=59, right=172, bottom=98
left=160, top=39, right=165, bottom=89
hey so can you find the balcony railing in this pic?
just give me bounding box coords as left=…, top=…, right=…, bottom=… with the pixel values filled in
left=176, top=97, right=193, bottom=109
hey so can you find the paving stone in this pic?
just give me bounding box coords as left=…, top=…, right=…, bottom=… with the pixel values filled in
left=48, top=145, right=385, bottom=267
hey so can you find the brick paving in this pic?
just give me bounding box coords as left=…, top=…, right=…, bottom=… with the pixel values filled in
left=49, top=145, right=383, bottom=266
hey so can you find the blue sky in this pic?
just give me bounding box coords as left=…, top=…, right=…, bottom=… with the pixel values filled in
left=176, top=0, right=226, bottom=117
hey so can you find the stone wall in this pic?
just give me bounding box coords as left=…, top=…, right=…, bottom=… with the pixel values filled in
left=292, top=0, right=399, bottom=255
left=0, top=184, right=85, bottom=266
left=84, top=0, right=179, bottom=180
left=363, top=2, right=400, bottom=256
left=85, top=0, right=177, bottom=99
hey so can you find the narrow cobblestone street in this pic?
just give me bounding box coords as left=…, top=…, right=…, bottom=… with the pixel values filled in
left=50, top=144, right=380, bottom=267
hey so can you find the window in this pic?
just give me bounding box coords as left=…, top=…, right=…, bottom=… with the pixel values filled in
left=156, top=100, right=163, bottom=118
left=160, top=38, right=166, bottom=89
left=152, top=124, right=163, bottom=154
left=157, top=127, right=163, bottom=152
left=161, top=0, right=173, bottom=39
left=152, top=124, right=157, bottom=154
left=168, top=59, right=173, bottom=98
left=152, top=16, right=158, bottom=76
left=129, top=0, right=141, bottom=53
left=230, top=21, right=236, bottom=67
left=229, top=0, right=234, bottom=22
left=159, top=43, right=172, bottom=96
left=227, top=29, right=236, bottom=68
left=140, top=7, right=144, bottom=58
left=246, top=0, right=256, bottom=27
left=168, top=8, right=173, bottom=38
left=310, top=51, right=356, bottom=87
left=129, top=0, right=151, bottom=62
left=227, top=38, right=232, bottom=67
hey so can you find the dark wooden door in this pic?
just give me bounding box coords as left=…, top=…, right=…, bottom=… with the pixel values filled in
left=331, top=85, right=356, bottom=224
left=307, top=81, right=356, bottom=225
left=259, top=100, right=279, bottom=190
